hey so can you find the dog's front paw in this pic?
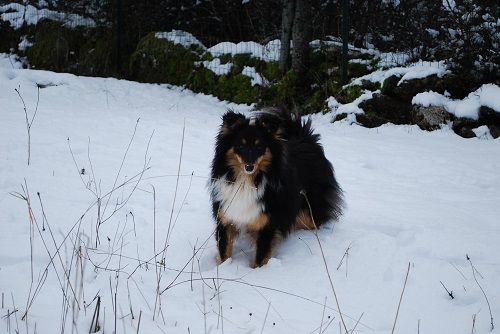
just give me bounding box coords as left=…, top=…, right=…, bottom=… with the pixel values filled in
left=251, top=257, right=269, bottom=268
left=217, top=254, right=231, bottom=265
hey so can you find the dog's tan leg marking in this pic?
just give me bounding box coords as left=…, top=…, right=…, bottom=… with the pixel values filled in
left=217, top=210, right=239, bottom=264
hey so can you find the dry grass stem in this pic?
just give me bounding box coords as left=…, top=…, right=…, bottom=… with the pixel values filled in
left=391, top=262, right=411, bottom=334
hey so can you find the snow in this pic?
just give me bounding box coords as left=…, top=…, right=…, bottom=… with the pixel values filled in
left=351, top=61, right=449, bottom=87
left=0, top=53, right=23, bottom=69
left=242, top=66, right=264, bottom=86
left=153, top=31, right=281, bottom=62
left=155, top=30, right=206, bottom=50
left=412, top=84, right=500, bottom=119
left=0, top=3, right=95, bottom=29
left=208, top=40, right=281, bottom=62
left=328, top=91, right=378, bottom=117
left=18, top=36, right=33, bottom=52
left=473, top=125, right=493, bottom=140
left=198, top=58, right=233, bottom=76
left=1, top=54, right=500, bottom=334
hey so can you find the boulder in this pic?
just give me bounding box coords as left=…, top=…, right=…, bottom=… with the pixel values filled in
left=488, top=125, right=500, bottom=139
left=392, top=74, right=447, bottom=102
left=478, top=106, right=500, bottom=139
left=357, top=93, right=412, bottom=128
left=411, top=105, right=454, bottom=131
left=452, top=118, right=480, bottom=138
left=360, top=79, right=380, bottom=92
left=380, top=75, right=401, bottom=96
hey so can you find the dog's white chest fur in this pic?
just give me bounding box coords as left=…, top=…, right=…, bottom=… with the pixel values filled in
left=212, top=174, right=266, bottom=228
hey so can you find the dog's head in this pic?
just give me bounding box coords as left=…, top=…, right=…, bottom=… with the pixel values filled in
left=219, top=111, right=278, bottom=176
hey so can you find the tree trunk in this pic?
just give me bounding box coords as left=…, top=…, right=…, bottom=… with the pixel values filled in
left=291, top=0, right=311, bottom=74
left=279, top=0, right=295, bottom=75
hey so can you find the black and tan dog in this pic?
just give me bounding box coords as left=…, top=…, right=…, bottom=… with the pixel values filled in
left=209, top=110, right=343, bottom=267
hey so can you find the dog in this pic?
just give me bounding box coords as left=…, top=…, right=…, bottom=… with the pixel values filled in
left=209, top=110, right=343, bottom=267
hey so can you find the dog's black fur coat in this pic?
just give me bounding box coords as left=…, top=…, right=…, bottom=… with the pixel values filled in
left=210, top=110, right=343, bottom=267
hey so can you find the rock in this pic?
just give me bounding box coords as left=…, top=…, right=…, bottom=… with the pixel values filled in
left=380, top=75, right=401, bottom=96
left=334, top=113, right=348, bottom=122
left=479, top=106, right=500, bottom=126
left=357, top=93, right=412, bottom=128
left=411, top=105, right=454, bottom=131
left=478, top=106, right=500, bottom=139
left=488, top=125, right=500, bottom=139
left=360, top=79, right=380, bottom=92
left=452, top=118, right=480, bottom=138
left=392, top=74, right=447, bottom=102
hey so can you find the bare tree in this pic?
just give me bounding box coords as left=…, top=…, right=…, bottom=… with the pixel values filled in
left=279, top=0, right=295, bottom=74
left=279, top=0, right=312, bottom=75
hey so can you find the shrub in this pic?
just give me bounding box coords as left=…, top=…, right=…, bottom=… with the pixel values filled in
left=336, top=85, right=363, bottom=104
left=0, top=20, right=19, bottom=53
left=217, top=74, right=259, bottom=104
left=129, top=32, right=202, bottom=85
left=24, top=20, right=88, bottom=72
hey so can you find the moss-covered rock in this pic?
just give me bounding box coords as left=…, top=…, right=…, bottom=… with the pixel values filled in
left=129, top=32, right=202, bottom=85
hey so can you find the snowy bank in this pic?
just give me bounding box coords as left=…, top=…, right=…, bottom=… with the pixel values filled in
left=412, top=84, right=500, bottom=120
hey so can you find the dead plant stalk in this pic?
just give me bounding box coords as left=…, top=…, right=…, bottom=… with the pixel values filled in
left=300, top=190, right=349, bottom=334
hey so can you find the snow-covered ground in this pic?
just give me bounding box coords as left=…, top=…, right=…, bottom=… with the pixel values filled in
left=1, top=54, right=499, bottom=334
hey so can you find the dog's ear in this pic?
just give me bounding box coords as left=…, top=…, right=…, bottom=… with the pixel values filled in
left=257, top=116, right=284, bottom=139
left=221, top=111, right=245, bottom=134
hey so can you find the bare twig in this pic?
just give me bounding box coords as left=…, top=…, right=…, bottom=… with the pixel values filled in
left=260, top=302, right=271, bottom=334
left=336, top=242, right=353, bottom=278
left=301, top=190, right=349, bottom=334
left=137, top=310, right=142, bottom=334
left=391, top=262, right=411, bottom=334
left=14, top=84, right=40, bottom=165
left=319, top=296, right=327, bottom=334
left=165, top=276, right=372, bottom=330
left=350, top=312, right=364, bottom=334
left=471, top=313, right=476, bottom=334
left=439, top=281, right=454, bottom=299
left=162, top=119, right=186, bottom=261
left=466, top=254, right=494, bottom=331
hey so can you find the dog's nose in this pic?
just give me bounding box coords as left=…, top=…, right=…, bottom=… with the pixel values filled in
left=244, top=164, right=254, bottom=173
